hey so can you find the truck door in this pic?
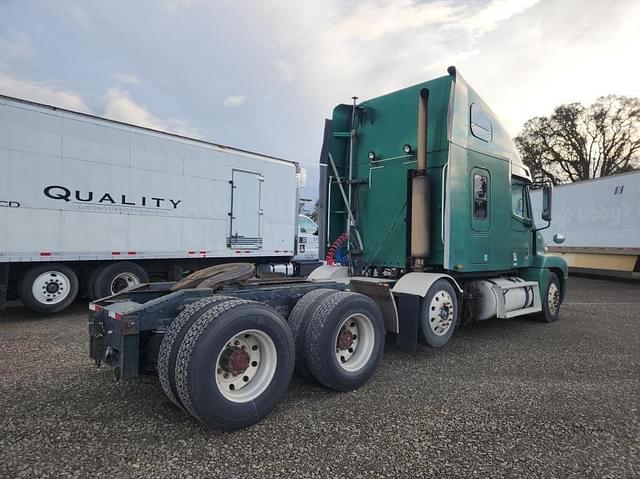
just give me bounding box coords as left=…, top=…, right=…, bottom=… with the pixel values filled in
left=228, top=170, right=263, bottom=249
left=510, top=178, right=532, bottom=267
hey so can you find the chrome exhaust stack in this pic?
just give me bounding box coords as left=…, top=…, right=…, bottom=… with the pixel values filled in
left=410, top=88, right=431, bottom=271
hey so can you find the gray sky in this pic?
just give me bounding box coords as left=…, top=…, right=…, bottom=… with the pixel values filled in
left=1, top=0, right=638, bottom=200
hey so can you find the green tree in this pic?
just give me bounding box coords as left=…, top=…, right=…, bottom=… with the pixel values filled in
left=515, top=95, right=640, bottom=184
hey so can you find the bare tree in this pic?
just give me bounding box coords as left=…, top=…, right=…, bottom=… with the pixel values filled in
left=515, top=96, right=640, bottom=184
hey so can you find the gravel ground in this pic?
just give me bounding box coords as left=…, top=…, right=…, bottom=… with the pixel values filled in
left=1, top=276, right=638, bottom=478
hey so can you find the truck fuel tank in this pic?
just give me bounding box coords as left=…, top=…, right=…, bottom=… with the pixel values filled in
left=466, top=277, right=536, bottom=320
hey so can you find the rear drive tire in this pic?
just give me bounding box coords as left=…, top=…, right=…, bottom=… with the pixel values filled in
left=19, top=264, right=79, bottom=314
left=93, top=262, right=148, bottom=299
left=157, top=295, right=235, bottom=409
left=418, top=279, right=459, bottom=347
left=535, top=273, right=561, bottom=323
left=174, top=299, right=295, bottom=429
left=304, top=291, right=385, bottom=392
left=288, top=288, right=340, bottom=379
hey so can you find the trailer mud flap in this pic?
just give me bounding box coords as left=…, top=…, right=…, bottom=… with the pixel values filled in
left=0, top=263, right=9, bottom=311
left=394, top=293, right=421, bottom=351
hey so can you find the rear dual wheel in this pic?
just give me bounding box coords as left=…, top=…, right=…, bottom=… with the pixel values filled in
left=297, top=291, right=386, bottom=392
left=161, top=298, right=295, bottom=429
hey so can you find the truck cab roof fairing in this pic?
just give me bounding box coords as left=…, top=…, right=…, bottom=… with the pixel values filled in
left=447, top=66, right=531, bottom=182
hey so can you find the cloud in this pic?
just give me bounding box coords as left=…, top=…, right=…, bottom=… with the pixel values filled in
left=165, top=0, right=199, bottom=14
left=0, top=69, right=91, bottom=112
left=0, top=27, right=36, bottom=64
left=103, top=87, right=197, bottom=136
left=115, top=73, right=139, bottom=85
left=223, top=95, right=246, bottom=107
left=274, top=60, right=294, bottom=83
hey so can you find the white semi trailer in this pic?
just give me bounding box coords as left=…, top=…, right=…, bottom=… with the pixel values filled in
left=0, top=95, right=319, bottom=313
left=531, top=170, right=640, bottom=278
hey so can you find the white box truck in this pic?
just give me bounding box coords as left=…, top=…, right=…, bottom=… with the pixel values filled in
left=531, top=170, right=640, bottom=278
left=0, top=95, right=320, bottom=313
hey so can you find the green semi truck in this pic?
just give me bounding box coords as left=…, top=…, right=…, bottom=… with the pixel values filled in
left=88, top=67, right=568, bottom=429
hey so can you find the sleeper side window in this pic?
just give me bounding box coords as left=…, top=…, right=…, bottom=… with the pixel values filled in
left=470, top=103, right=492, bottom=142
left=473, top=173, right=489, bottom=219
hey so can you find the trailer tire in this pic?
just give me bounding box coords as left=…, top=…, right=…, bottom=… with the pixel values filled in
left=304, top=292, right=385, bottom=392
left=418, top=279, right=459, bottom=347
left=93, top=262, right=148, bottom=299
left=174, top=299, right=295, bottom=429
left=288, top=288, right=339, bottom=379
left=19, top=264, right=79, bottom=314
left=157, top=295, right=235, bottom=409
left=535, top=273, right=561, bottom=323
left=86, top=266, right=102, bottom=300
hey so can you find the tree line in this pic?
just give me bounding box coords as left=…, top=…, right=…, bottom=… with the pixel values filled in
left=515, top=95, right=640, bottom=184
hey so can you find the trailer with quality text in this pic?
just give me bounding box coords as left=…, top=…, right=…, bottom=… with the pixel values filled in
left=0, top=94, right=318, bottom=313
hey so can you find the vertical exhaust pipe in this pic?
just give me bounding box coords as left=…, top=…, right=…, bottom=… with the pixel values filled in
left=410, top=88, right=430, bottom=270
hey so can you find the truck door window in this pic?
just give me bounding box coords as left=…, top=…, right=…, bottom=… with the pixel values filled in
left=298, top=215, right=318, bottom=234
left=473, top=173, right=489, bottom=219
left=511, top=182, right=528, bottom=218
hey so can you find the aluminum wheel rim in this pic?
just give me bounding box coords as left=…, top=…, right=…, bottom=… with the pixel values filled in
left=110, top=272, right=141, bottom=294
left=547, top=283, right=560, bottom=315
left=31, top=271, right=71, bottom=305
left=334, top=313, right=375, bottom=372
left=428, top=290, right=454, bottom=336
left=215, top=329, right=277, bottom=403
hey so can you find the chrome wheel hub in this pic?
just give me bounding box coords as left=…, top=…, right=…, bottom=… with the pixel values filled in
left=428, top=290, right=454, bottom=336
left=215, top=329, right=277, bottom=403
left=547, top=283, right=560, bottom=314
left=32, top=271, right=71, bottom=305
left=335, top=313, right=375, bottom=372
left=110, top=272, right=141, bottom=294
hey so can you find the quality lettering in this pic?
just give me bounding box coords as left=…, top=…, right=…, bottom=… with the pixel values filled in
left=43, top=185, right=182, bottom=209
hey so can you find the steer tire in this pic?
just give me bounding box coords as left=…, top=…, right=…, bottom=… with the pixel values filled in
left=288, top=288, right=340, bottom=380
left=418, top=279, right=459, bottom=348
left=157, top=295, right=235, bottom=409
left=174, top=299, right=295, bottom=429
left=93, top=262, right=148, bottom=299
left=19, top=264, right=79, bottom=314
left=534, top=273, right=562, bottom=323
left=304, top=291, right=385, bottom=392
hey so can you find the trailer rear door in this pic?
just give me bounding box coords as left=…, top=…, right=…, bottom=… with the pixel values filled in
left=228, top=170, right=263, bottom=249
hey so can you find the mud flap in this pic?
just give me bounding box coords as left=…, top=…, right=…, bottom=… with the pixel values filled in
left=394, top=292, right=421, bottom=351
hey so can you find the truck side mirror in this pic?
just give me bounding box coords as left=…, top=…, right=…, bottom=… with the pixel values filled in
left=541, top=185, right=552, bottom=222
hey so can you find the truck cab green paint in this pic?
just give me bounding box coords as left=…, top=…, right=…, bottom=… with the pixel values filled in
left=324, top=67, right=567, bottom=294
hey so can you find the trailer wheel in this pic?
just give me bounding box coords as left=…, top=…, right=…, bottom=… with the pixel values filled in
left=418, top=279, right=459, bottom=347
left=174, top=299, right=295, bottom=429
left=19, top=264, right=79, bottom=314
left=93, top=262, right=148, bottom=299
left=157, top=295, right=235, bottom=409
left=288, top=288, right=339, bottom=379
left=304, top=292, right=385, bottom=392
left=535, top=273, right=561, bottom=323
